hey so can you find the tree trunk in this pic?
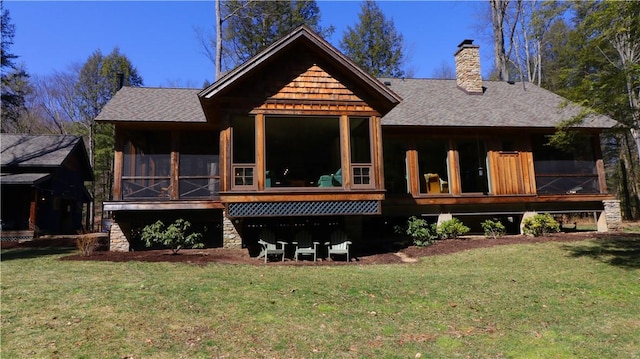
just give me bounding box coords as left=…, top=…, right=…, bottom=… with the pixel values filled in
left=490, top=0, right=510, bottom=81
left=215, top=0, right=222, bottom=81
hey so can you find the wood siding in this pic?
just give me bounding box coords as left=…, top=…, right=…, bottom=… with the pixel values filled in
left=487, top=151, right=536, bottom=195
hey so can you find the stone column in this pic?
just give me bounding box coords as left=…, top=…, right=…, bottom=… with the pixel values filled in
left=598, top=200, right=622, bottom=232
left=222, top=210, right=242, bottom=248
left=109, top=222, right=130, bottom=252
left=437, top=213, right=453, bottom=227
left=520, top=211, right=537, bottom=235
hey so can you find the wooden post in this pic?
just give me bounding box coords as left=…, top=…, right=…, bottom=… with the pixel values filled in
left=29, top=189, right=37, bottom=231
left=448, top=147, right=461, bottom=195
left=220, top=127, right=231, bottom=192
left=406, top=149, right=419, bottom=196
left=592, top=134, right=607, bottom=193
left=340, top=115, right=351, bottom=188
left=371, top=116, right=384, bottom=189
left=113, top=129, right=123, bottom=200
left=170, top=132, right=179, bottom=199
left=255, top=113, right=265, bottom=191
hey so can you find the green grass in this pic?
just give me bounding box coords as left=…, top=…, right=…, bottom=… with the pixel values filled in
left=2, top=235, right=639, bottom=358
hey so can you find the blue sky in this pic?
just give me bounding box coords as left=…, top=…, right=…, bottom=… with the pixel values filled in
left=5, top=1, right=492, bottom=88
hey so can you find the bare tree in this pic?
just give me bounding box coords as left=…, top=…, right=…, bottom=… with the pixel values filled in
left=490, top=0, right=516, bottom=81
left=431, top=60, right=455, bottom=79
left=198, top=0, right=329, bottom=82
left=31, top=70, right=80, bottom=134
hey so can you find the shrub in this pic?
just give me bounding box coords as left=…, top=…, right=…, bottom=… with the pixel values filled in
left=395, top=216, right=439, bottom=247
left=437, top=218, right=470, bottom=239
left=522, top=213, right=560, bottom=237
left=481, top=219, right=506, bottom=239
left=76, top=235, right=98, bottom=256
left=141, top=219, right=204, bottom=254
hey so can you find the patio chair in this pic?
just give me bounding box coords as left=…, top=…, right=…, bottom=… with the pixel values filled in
left=317, top=168, right=342, bottom=187
left=257, top=229, right=287, bottom=263
left=325, top=230, right=352, bottom=262
left=293, top=230, right=319, bottom=261
left=424, top=173, right=448, bottom=193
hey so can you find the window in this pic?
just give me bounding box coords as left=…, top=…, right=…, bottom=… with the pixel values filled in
left=352, top=165, right=372, bottom=185
left=233, top=166, right=255, bottom=187
left=232, top=116, right=256, bottom=189
left=232, top=116, right=255, bottom=164
left=350, top=118, right=374, bottom=188
left=265, top=116, right=340, bottom=188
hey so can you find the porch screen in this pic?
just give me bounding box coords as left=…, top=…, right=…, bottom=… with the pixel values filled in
left=122, top=131, right=171, bottom=200
left=383, top=138, right=408, bottom=194
left=531, top=135, right=599, bottom=194
left=265, top=116, right=340, bottom=188
left=179, top=132, right=219, bottom=198
left=457, top=140, right=488, bottom=193
left=418, top=140, right=450, bottom=194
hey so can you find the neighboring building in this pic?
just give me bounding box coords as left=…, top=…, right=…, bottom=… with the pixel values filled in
left=96, top=26, right=621, bottom=252
left=1, top=134, right=93, bottom=238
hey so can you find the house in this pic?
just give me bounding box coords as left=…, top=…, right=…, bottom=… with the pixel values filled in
left=96, top=26, right=621, bottom=252
left=1, top=134, right=93, bottom=239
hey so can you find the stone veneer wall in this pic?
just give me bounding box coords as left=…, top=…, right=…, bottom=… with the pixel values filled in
left=598, top=199, right=622, bottom=232
left=454, top=42, right=482, bottom=94
left=109, top=222, right=130, bottom=252
left=222, top=210, right=243, bottom=248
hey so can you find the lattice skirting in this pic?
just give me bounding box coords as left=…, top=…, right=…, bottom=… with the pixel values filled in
left=0, top=230, right=35, bottom=241
left=228, top=200, right=380, bottom=217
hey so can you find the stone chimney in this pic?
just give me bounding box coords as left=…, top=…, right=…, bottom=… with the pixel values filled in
left=454, top=39, right=483, bottom=94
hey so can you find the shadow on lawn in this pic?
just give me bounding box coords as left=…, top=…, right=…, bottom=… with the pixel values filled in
left=563, top=234, right=640, bottom=269
left=1, top=247, right=77, bottom=261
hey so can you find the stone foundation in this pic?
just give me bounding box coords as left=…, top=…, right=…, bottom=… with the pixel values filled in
left=598, top=199, right=622, bottom=232
left=222, top=210, right=242, bottom=248
left=109, top=222, right=130, bottom=252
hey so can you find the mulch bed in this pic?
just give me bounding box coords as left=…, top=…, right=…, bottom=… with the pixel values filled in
left=3, top=231, right=634, bottom=266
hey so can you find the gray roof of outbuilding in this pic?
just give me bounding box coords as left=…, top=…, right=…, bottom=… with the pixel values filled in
left=95, top=87, right=205, bottom=123
left=0, top=173, right=51, bottom=185
left=379, top=78, right=616, bottom=129
left=1, top=134, right=83, bottom=167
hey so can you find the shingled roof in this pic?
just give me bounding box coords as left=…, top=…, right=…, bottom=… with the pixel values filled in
left=95, top=87, right=205, bottom=123
left=379, top=78, right=615, bottom=129
left=94, top=79, right=614, bottom=129
left=1, top=134, right=85, bottom=167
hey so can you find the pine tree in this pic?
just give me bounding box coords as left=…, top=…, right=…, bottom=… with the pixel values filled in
left=339, top=0, right=405, bottom=77
left=1, top=5, right=32, bottom=132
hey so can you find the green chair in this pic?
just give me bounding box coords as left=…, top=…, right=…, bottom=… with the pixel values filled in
left=265, top=170, right=272, bottom=188
left=317, top=168, right=342, bottom=187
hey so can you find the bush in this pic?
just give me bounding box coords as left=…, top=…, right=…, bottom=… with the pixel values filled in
left=141, top=219, right=204, bottom=254
left=395, top=216, right=439, bottom=247
left=437, top=218, right=470, bottom=239
left=481, top=219, right=506, bottom=239
left=522, top=213, right=560, bottom=237
left=76, top=235, right=98, bottom=256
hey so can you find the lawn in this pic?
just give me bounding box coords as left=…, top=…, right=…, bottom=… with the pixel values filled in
left=2, top=235, right=639, bottom=358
